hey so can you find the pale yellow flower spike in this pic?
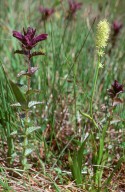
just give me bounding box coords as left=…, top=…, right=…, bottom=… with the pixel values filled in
left=96, top=19, right=110, bottom=49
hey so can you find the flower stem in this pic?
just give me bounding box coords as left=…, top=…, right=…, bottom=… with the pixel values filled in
left=27, top=51, right=31, bottom=92
left=22, top=52, right=31, bottom=170
left=90, top=53, right=100, bottom=118
left=22, top=126, right=28, bottom=170
left=73, top=62, right=77, bottom=130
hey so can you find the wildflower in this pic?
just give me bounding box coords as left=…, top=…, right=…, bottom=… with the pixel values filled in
left=39, top=6, right=55, bottom=20
left=96, top=19, right=110, bottom=49
left=112, top=21, right=123, bottom=36
left=108, top=80, right=124, bottom=99
left=13, top=27, right=48, bottom=50
left=67, top=0, right=82, bottom=18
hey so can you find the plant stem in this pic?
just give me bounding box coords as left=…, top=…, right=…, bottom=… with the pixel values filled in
left=94, top=114, right=111, bottom=187
left=22, top=52, right=31, bottom=170
left=90, top=52, right=100, bottom=118
left=27, top=51, right=31, bottom=92
left=73, top=61, right=77, bottom=130
left=22, top=126, right=28, bottom=170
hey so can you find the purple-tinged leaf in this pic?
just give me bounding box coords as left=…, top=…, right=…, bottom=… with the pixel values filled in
left=17, top=67, right=38, bottom=77
left=113, top=98, right=123, bottom=106
left=30, top=51, right=45, bottom=58
left=14, top=50, right=28, bottom=55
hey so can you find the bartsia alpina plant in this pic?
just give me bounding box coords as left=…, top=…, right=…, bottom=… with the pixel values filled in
left=109, top=20, right=123, bottom=51
left=112, top=21, right=123, bottom=36
left=39, top=6, right=55, bottom=21
left=108, top=80, right=124, bottom=99
left=12, top=27, right=48, bottom=170
left=13, top=27, right=47, bottom=51
left=13, top=27, right=48, bottom=60
left=108, top=80, right=124, bottom=107
left=67, top=0, right=82, bottom=19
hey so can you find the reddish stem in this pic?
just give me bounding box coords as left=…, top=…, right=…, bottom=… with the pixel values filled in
left=27, top=51, right=31, bottom=91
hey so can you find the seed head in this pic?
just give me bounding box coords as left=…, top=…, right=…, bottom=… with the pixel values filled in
left=96, top=19, right=110, bottom=49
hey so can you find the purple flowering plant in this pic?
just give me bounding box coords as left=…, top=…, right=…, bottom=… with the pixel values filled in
left=108, top=80, right=124, bottom=99
left=112, top=21, right=123, bottom=36
left=13, top=27, right=48, bottom=77
left=13, top=27, right=47, bottom=56
left=39, top=6, right=55, bottom=21
left=109, top=20, right=123, bottom=50
left=108, top=80, right=124, bottom=107
left=11, top=27, right=48, bottom=170
left=67, top=0, right=82, bottom=19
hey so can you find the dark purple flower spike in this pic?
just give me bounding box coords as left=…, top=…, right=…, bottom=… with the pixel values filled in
left=109, top=21, right=123, bottom=55
left=13, top=27, right=48, bottom=51
left=112, top=21, right=123, bottom=36
left=108, top=80, right=124, bottom=106
left=13, top=27, right=48, bottom=78
left=39, top=6, right=55, bottom=21
left=67, top=0, right=82, bottom=18
left=108, top=80, right=123, bottom=99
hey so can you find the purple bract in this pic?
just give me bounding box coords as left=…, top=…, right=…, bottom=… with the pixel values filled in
left=112, top=21, right=123, bottom=36
left=68, top=0, right=82, bottom=15
left=39, top=6, right=55, bottom=20
left=13, top=27, right=48, bottom=50
left=108, top=80, right=124, bottom=99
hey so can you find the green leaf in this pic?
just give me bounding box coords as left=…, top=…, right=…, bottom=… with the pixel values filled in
left=95, top=150, right=108, bottom=186
left=68, top=153, right=82, bottom=185
left=26, top=126, right=41, bottom=134
left=28, top=101, right=43, bottom=108
left=77, top=133, right=89, bottom=172
left=10, top=103, right=21, bottom=107
left=97, top=123, right=108, bottom=165
left=25, top=148, right=33, bottom=156
left=10, top=130, right=17, bottom=136
left=11, top=152, right=17, bottom=158
left=120, top=142, right=125, bottom=149
left=9, top=80, right=27, bottom=106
